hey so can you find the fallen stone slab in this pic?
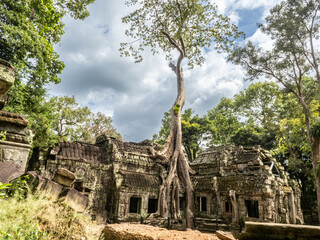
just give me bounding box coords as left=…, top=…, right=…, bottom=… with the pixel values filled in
left=216, top=230, right=236, bottom=240
left=61, top=188, right=88, bottom=212
left=52, top=168, right=76, bottom=187
left=239, top=221, right=320, bottom=240
left=0, top=161, right=24, bottom=183
left=100, top=223, right=219, bottom=240
left=41, top=178, right=64, bottom=201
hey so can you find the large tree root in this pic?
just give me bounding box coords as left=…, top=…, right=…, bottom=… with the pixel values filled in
left=150, top=125, right=194, bottom=228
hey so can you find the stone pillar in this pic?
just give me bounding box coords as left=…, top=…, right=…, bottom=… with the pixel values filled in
left=289, top=191, right=296, bottom=224
left=142, top=194, right=148, bottom=216
left=0, top=111, right=32, bottom=171
left=229, top=190, right=239, bottom=226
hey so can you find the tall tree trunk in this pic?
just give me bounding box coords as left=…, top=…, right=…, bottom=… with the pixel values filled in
left=312, top=138, right=320, bottom=224
left=150, top=51, right=194, bottom=229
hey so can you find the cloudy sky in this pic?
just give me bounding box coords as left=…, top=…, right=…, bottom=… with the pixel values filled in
left=49, top=0, right=280, bottom=142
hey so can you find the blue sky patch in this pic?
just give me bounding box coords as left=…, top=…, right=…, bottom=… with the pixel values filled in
left=237, top=7, right=264, bottom=38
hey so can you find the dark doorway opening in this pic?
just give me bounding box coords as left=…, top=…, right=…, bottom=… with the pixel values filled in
left=196, top=196, right=207, bottom=212
left=129, top=197, right=141, bottom=213
left=245, top=200, right=259, bottom=218
left=225, top=201, right=232, bottom=213
left=180, top=197, right=186, bottom=211
left=148, top=198, right=158, bottom=213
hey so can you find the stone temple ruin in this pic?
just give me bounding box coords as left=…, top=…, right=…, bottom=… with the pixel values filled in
left=191, top=145, right=304, bottom=230
left=36, top=135, right=162, bottom=222
left=26, top=134, right=304, bottom=230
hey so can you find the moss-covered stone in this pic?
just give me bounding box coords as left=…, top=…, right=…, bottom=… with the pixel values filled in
left=0, top=60, right=15, bottom=96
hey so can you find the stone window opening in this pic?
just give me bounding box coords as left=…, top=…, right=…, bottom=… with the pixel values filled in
left=74, top=181, right=91, bottom=196
left=270, top=161, right=281, bottom=177
left=196, top=196, right=207, bottom=212
left=262, top=158, right=283, bottom=178
left=148, top=198, right=158, bottom=213
left=245, top=200, right=259, bottom=218
left=129, top=196, right=142, bottom=214
left=225, top=200, right=232, bottom=213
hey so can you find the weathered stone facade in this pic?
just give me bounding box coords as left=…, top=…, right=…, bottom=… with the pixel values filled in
left=39, top=137, right=303, bottom=228
left=41, top=135, right=162, bottom=222
left=191, top=145, right=304, bottom=227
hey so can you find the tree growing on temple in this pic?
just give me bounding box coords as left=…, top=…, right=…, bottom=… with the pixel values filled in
left=120, top=0, right=242, bottom=228
left=229, top=0, right=320, bottom=223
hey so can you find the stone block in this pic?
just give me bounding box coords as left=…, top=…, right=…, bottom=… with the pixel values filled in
left=216, top=230, right=236, bottom=240
left=0, top=141, right=31, bottom=171
left=239, top=221, right=320, bottom=240
left=53, top=168, right=76, bottom=187
left=42, top=179, right=64, bottom=200
left=62, top=188, right=88, bottom=212
left=0, top=161, right=24, bottom=183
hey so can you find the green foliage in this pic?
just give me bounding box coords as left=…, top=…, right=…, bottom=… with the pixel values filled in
left=154, top=108, right=211, bottom=161
left=0, top=192, right=98, bottom=240
left=0, top=131, right=6, bottom=141
left=234, top=81, right=282, bottom=129
left=49, top=96, right=91, bottom=141
left=81, top=112, right=122, bottom=143
left=173, top=104, right=180, bottom=116
left=121, top=0, right=243, bottom=68
left=0, top=226, right=47, bottom=240
left=153, top=111, right=172, bottom=145
left=207, top=97, right=241, bottom=145
left=0, top=182, right=11, bottom=199
left=231, top=127, right=261, bottom=147
left=49, top=96, right=122, bottom=144
left=8, top=175, right=30, bottom=200
left=5, top=94, right=122, bottom=148
left=311, top=118, right=320, bottom=139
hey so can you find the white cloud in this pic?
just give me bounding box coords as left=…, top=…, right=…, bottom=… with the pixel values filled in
left=248, top=28, right=274, bottom=50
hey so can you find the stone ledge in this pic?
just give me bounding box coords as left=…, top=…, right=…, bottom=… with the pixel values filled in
left=0, top=140, right=31, bottom=149
left=0, top=111, right=28, bottom=126
left=239, top=221, right=320, bottom=240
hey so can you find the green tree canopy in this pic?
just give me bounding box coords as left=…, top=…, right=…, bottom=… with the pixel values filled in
left=49, top=96, right=122, bottom=144
left=1, top=0, right=95, bottom=147
left=207, top=97, right=241, bottom=145
left=1, top=0, right=94, bottom=85
left=121, top=0, right=242, bottom=67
